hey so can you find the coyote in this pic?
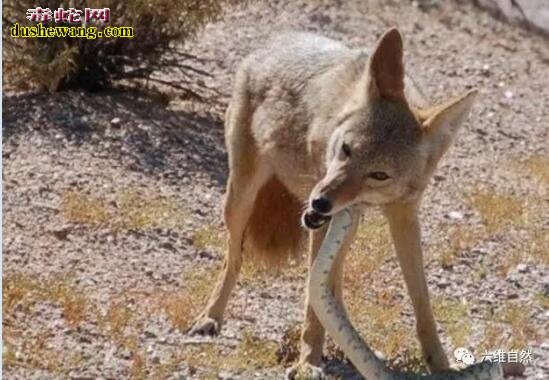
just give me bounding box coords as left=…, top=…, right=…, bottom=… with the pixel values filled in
left=190, top=28, right=477, bottom=377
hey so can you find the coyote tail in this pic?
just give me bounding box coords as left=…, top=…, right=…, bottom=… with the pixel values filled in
left=243, top=176, right=305, bottom=266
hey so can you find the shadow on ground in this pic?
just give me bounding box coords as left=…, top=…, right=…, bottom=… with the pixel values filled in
left=2, top=88, right=228, bottom=187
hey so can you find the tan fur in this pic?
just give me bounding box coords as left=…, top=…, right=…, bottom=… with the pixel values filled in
left=190, top=27, right=478, bottom=377
left=243, top=176, right=305, bottom=266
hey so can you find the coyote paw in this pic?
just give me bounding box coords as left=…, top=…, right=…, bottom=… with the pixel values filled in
left=286, top=363, right=326, bottom=380
left=425, top=348, right=450, bottom=373
left=188, top=316, right=220, bottom=336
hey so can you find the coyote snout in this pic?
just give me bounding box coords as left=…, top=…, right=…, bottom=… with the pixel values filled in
left=304, top=169, right=359, bottom=230
left=304, top=161, right=360, bottom=229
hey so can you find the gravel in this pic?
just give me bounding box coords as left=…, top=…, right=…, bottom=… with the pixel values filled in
left=3, top=1, right=548, bottom=379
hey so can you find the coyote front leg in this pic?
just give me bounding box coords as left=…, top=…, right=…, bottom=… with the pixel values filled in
left=383, top=201, right=449, bottom=372
left=290, top=211, right=359, bottom=378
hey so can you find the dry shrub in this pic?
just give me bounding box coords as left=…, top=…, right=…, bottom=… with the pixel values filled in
left=528, top=229, right=548, bottom=265
left=2, top=274, right=39, bottom=315
left=3, top=331, right=66, bottom=374
left=46, top=280, right=87, bottom=326
left=116, top=189, right=185, bottom=230
left=480, top=323, right=506, bottom=353
left=3, top=0, right=244, bottom=93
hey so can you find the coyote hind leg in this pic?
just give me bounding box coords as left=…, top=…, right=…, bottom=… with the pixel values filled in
left=190, top=72, right=270, bottom=335
left=189, top=164, right=270, bottom=335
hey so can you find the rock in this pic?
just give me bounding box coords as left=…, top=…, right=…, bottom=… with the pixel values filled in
left=475, top=0, right=549, bottom=36
left=51, top=227, right=71, bottom=241
left=433, top=174, right=446, bottom=182
left=438, top=279, right=451, bottom=289
left=507, top=292, right=519, bottom=300
left=447, top=211, right=464, bottom=220
left=516, top=263, right=528, bottom=273
left=110, top=117, right=121, bottom=126
left=259, top=291, right=271, bottom=299
left=160, top=242, right=176, bottom=252
left=119, top=347, right=132, bottom=360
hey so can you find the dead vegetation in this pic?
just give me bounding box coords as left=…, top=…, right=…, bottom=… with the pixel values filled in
left=61, top=189, right=187, bottom=231
left=185, top=329, right=279, bottom=372
left=2, top=273, right=88, bottom=374
left=2, top=329, right=84, bottom=375
left=516, top=155, right=549, bottom=188
left=3, top=273, right=87, bottom=327
left=468, top=191, right=525, bottom=234
left=436, top=225, right=482, bottom=270
left=433, top=296, right=471, bottom=349
left=192, top=223, right=227, bottom=254
left=157, top=269, right=215, bottom=332
left=479, top=300, right=541, bottom=354
left=466, top=176, right=547, bottom=275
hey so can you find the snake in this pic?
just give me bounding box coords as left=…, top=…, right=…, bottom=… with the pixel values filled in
left=308, top=207, right=504, bottom=380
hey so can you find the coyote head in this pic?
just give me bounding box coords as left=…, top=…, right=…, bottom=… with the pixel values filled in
left=304, top=28, right=477, bottom=229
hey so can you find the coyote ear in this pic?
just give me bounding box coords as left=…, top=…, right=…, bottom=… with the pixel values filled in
left=420, top=89, right=478, bottom=155
left=367, top=28, right=406, bottom=102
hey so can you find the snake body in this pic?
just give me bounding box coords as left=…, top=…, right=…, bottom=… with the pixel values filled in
left=308, top=208, right=504, bottom=380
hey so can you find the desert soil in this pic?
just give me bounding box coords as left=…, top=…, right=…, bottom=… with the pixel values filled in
left=3, top=1, right=548, bottom=379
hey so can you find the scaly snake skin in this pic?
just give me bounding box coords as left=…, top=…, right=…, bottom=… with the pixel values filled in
left=308, top=208, right=504, bottom=380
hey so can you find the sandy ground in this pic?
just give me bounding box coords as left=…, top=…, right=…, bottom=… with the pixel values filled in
left=3, top=1, right=548, bottom=379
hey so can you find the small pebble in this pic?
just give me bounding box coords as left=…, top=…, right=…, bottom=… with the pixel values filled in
left=448, top=211, right=464, bottom=220
left=516, top=263, right=528, bottom=273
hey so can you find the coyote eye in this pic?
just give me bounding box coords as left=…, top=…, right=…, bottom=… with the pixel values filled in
left=341, top=143, right=351, bottom=158
left=368, top=172, right=390, bottom=181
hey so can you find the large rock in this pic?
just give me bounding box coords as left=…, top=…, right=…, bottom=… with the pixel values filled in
left=475, top=0, right=549, bottom=35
